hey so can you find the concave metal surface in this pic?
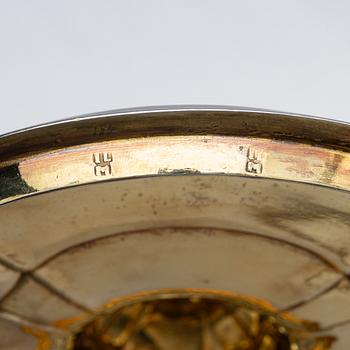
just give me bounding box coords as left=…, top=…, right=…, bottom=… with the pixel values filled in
left=0, top=106, right=350, bottom=350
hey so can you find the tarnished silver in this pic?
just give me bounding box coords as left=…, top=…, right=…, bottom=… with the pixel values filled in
left=0, top=106, right=350, bottom=350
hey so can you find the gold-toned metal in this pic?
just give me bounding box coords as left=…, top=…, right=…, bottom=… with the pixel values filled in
left=0, top=106, right=350, bottom=350
left=72, top=295, right=333, bottom=350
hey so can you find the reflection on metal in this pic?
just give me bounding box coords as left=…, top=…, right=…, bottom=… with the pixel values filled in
left=72, top=296, right=333, bottom=350
left=0, top=106, right=350, bottom=350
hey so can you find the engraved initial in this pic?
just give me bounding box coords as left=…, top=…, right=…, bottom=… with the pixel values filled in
left=93, top=152, right=113, bottom=176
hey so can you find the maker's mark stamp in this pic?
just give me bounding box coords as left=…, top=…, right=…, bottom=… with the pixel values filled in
left=246, top=147, right=263, bottom=174
left=93, top=152, right=113, bottom=176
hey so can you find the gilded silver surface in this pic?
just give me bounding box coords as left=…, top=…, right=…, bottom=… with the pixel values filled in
left=0, top=106, right=350, bottom=349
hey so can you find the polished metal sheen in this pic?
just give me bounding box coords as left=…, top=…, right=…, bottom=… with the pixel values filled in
left=0, top=106, right=350, bottom=350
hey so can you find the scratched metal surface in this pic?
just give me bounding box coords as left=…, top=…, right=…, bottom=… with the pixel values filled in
left=0, top=107, right=349, bottom=349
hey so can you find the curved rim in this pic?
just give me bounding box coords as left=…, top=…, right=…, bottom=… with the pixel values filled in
left=3, top=105, right=349, bottom=137
left=1, top=105, right=350, bottom=161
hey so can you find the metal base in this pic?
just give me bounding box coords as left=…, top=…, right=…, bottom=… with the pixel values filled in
left=0, top=106, right=350, bottom=350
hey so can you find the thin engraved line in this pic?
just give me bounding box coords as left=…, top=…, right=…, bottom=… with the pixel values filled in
left=29, top=273, right=93, bottom=314
left=281, top=278, right=343, bottom=312
left=0, top=255, right=24, bottom=273
left=0, top=310, right=70, bottom=335
left=0, top=226, right=342, bottom=315
left=2, top=172, right=350, bottom=207
left=0, top=273, right=93, bottom=315
left=321, top=318, right=350, bottom=331
left=0, top=273, right=22, bottom=304
left=30, top=227, right=345, bottom=316
left=32, top=225, right=344, bottom=274
left=1, top=231, right=347, bottom=329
